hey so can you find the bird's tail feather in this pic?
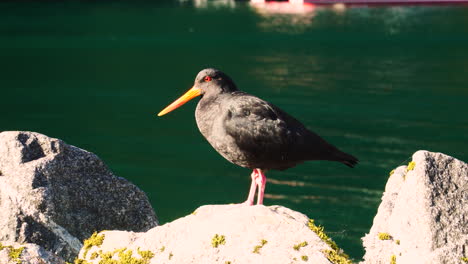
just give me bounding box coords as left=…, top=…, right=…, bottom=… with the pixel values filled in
left=335, top=150, right=359, bottom=168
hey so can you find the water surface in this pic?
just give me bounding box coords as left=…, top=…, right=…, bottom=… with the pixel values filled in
left=1, top=1, right=467, bottom=260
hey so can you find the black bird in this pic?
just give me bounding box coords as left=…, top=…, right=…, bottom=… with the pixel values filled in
left=158, top=68, right=358, bottom=205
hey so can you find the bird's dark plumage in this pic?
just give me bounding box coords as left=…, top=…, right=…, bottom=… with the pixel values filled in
left=158, top=68, right=358, bottom=205
left=193, top=68, right=358, bottom=171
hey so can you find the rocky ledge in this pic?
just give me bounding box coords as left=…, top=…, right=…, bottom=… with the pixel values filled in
left=0, top=131, right=466, bottom=264
left=361, top=150, right=467, bottom=264
left=75, top=204, right=350, bottom=264
left=0, top=131, right=158, bottom=263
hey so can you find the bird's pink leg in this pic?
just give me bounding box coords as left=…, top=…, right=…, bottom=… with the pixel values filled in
left=241, top=169, right=259, bottom=206
left=255, top=169, right=267, bottom=205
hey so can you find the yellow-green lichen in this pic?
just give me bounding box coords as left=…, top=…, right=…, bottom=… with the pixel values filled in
left=137, top=247, right=155, bottom=260
left=406, top=161, right=415, bottom=172
left=0, top=242, right=25, bottom=264
left=9, top=246, right=25, bottom=264
left=82, top=231, right=105, bottom=258
left=168, top=252, right=173, bottom=260
left=83, top=247, right=154, bottom=264
left=378, top=232, right=392, bottom=240
left=395, top=240, right=400, bottom=245
left=90, top=251, right=99, bottom=260
left=308, top=219, right=351, bottom=264
left=293, top=241, right=308, bottom=251
left=252, top=239, right=268, bottom=254
left=211, top=234, right=226, bottom=248
left=159, top=246, right=165, bottom=252
left=389, top=169, right=395, bottom=177
left=100, top=250, right=115, bottom=261
left=225, top=261, right=231, bottom=264
left=390, top=254, right=396, bottom=264
left=301, top=255, right=308, bottom=261
left=461, top=257, right=468, bottom=262
left=323, top=250, right=352, bottom=264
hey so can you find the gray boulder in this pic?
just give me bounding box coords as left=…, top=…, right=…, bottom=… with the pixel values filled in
left=0, top=131, right=158, bottom=262
left=361, top=150, right=468, bottom=264
left=76, top=204, right=352, bottom=264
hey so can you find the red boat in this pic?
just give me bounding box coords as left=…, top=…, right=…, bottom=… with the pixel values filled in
left=256, top=0, right=468, bottom=5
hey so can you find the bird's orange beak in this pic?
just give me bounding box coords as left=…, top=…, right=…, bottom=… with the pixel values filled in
left=157, top=87, right=202, bottom=116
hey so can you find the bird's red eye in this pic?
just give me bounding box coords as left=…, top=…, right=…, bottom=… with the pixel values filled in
left=204, top=76, right=212, bottom=82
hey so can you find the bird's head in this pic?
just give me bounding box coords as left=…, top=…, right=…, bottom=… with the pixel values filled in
left=158, top=68, right=237, bottom=116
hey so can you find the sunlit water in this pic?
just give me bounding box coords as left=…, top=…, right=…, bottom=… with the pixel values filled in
left=1, top=1, right=467, bottom=260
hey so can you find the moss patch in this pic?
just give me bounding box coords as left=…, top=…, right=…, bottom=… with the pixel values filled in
left=82, top=231, right=105, bottom=258
left=378, top=232, right=392, bottom=240
left=137, top=248, right=155, bottom=260
left=211, top=234, right=226, bottom=248
left=406, top=161, right=415, bottom=172
left=293, top=241, right=308, bottom=251
left=390, top=255, right=396, bottom=264
left=323, top=250, right=352, bottom=264
left=0, top=242, right=25, bottom=264
left=301, top=255, right=309, bottom=261
left=74, top=247, right=154, bottom=264
left=90, top=251, right=99, bottom=260
left=308, top=219, right=351, bottom=264
left=252, top=239, right=268, bottom=254
left=9, top=246, right=25, bottom=264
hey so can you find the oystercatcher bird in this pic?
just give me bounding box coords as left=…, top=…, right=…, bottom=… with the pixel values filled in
left=158, top=68, right=358, bottom=205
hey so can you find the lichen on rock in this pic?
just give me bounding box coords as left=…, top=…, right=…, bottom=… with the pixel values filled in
left=0, top=242, right=66, bottom=264
left=0, top=242, right=24, bottom=264
left=82, top=232, right=105, bottom=258
left=211, top=234, right=226, bottom=248
left=362, top=151, right=468, bottom=264
left=377, top=233, right=392, bottom=241
left=76, top=205, right=348, bottom=264
left=252, top=239, right=268, bottom=254
left=293, top=241, right=308, bottom=251
left=308, top=219, right=351, bottom=264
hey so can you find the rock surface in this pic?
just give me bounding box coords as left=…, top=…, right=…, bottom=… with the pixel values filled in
left=2, top=131, right=465, bottom=264
left=0, top=131, right=158, bottom=262
left=361, top=150, right=468, bottom=264
left=0, top=241, right=67, bottom=264
left=77, top=204, right=351, bottom=264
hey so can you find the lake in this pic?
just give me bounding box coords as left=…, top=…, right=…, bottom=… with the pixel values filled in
left=1, top=1, right=467, bottom=260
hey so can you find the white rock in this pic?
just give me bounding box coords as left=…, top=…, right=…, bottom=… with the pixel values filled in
left=361, top=150, right=468, bottom=264
left=78, top=204, right=351, bottom=264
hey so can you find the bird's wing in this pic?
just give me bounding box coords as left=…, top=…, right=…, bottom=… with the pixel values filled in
left=223, top=93, right=341, bottom=165
left=223, top=94, right=300, bottom=157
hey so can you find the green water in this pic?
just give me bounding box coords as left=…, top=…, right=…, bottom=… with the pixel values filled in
left=1, top=1, right=467, bottom=260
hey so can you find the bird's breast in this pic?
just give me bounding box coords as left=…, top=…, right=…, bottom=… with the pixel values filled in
left=195, top=98, right=251, bottom=168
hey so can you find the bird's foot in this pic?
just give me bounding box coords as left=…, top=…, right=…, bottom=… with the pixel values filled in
left=236, top=169, right=267, bottom=206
